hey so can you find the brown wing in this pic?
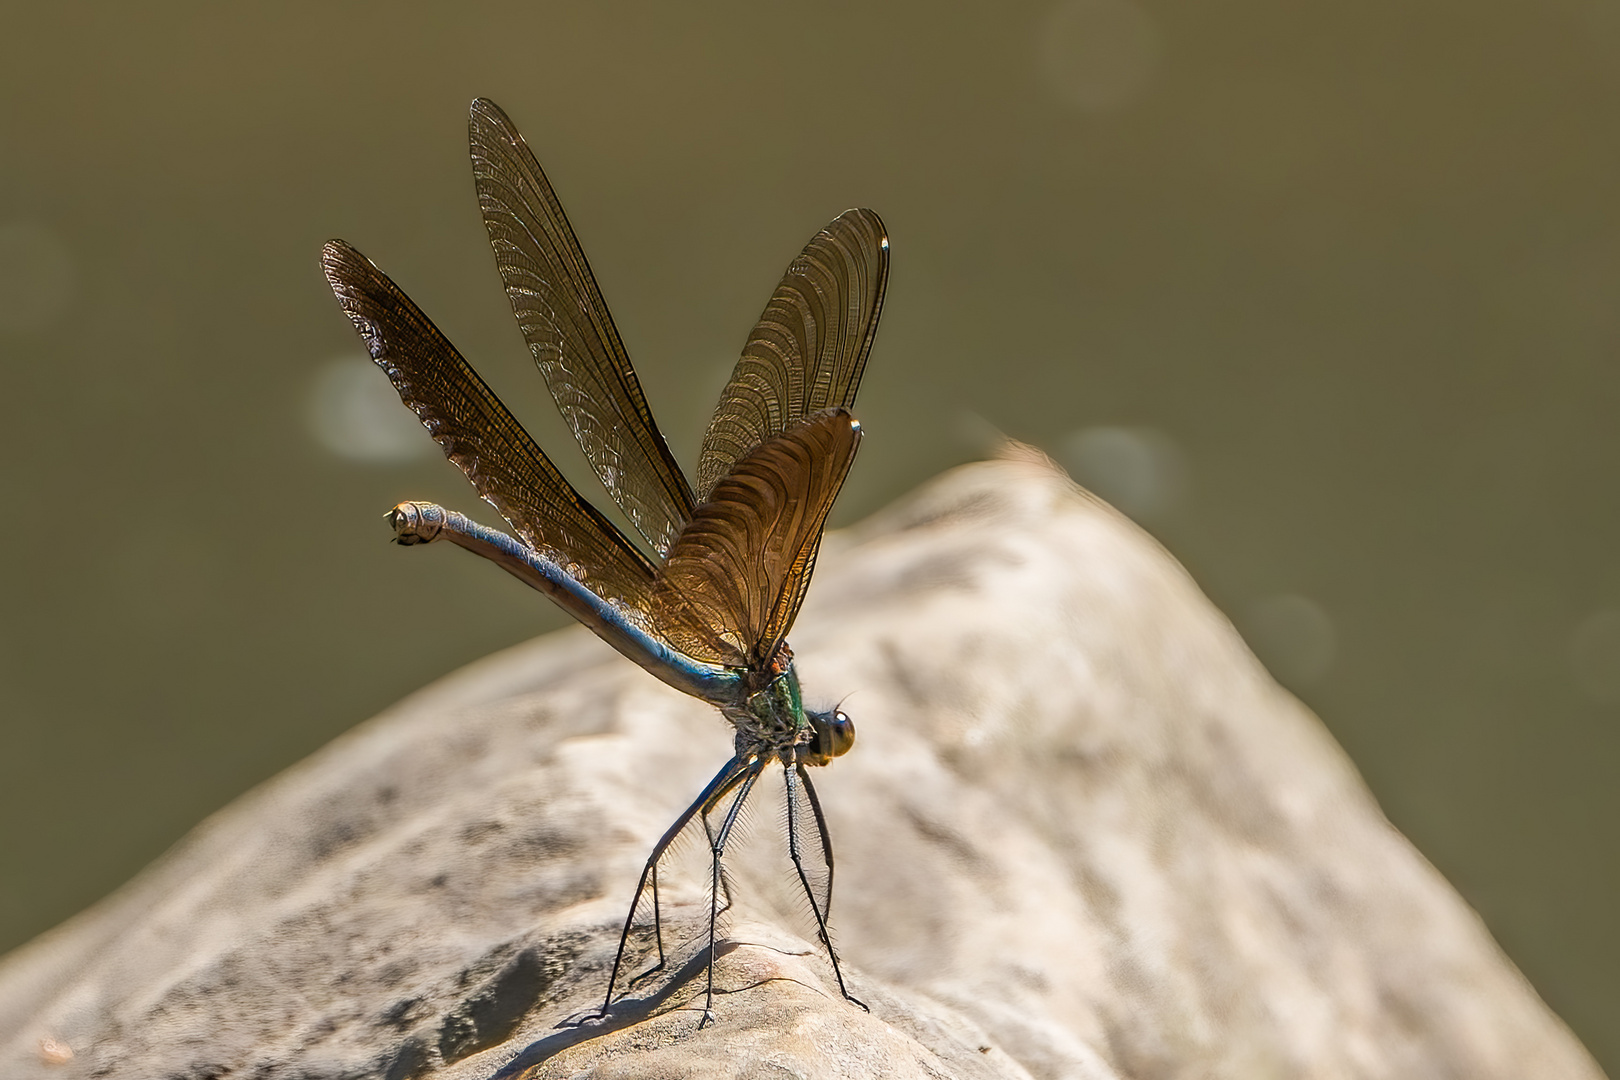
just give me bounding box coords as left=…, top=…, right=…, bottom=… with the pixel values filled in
left=696, top=209, right=888, bottom=499
left=321, top=240, right=659, bottom=615
left=469, top=98, right=695, bottom=556
left=654, top=409, right=861, bottom=667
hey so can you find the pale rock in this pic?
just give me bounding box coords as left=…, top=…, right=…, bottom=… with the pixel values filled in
left=0, top=450, right=1601, bottom=1079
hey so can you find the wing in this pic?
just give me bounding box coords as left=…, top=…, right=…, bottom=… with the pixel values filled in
left=653, top=410, right=861, bottom=667
left=696, top=208, right=888, bottom=499
left=469, top=98, right=695, bottom=556
left=321, top=240, right=659, bottom=616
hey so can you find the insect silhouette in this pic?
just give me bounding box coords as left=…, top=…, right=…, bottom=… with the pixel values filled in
left=321, top=98, right=888, bottom=1024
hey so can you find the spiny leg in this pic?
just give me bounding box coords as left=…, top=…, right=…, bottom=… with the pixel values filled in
left=632, top=861, right=661, bottom=987
left=701, top=795, right=739, bottom=921
left=597, top=756, right=750, bottom=1018
left=788, top=762, right=867, bottom=1011
left=698, top=760, right=764, bottom=1027
left=797, top=762, right=837, bottom=918
left=632, top=774, right=745, bottom=990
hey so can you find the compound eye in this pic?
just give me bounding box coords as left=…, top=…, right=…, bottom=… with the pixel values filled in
left=827, top=709, right=855, bottom=757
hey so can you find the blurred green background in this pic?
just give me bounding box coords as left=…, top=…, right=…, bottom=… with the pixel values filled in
left=2, top=0, right=1616, bottom=1067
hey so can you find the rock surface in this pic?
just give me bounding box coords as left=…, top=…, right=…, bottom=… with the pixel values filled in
left=0, top=449, right=1603, bottom=1079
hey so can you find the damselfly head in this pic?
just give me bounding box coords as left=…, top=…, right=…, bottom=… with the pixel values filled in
left=806, top=708, right=856, bottom=766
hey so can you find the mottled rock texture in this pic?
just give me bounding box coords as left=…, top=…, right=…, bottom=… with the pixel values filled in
left=0, top=451, right=1603, bottom=1079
